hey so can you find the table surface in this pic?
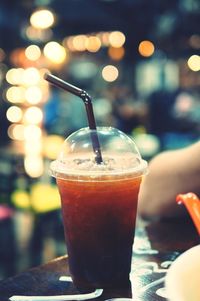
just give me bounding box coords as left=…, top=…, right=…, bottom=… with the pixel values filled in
left=0, top=216, right=199, bottom=301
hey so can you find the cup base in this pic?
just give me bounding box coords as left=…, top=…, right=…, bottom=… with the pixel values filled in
left=72, top=277, right=131, bottom=291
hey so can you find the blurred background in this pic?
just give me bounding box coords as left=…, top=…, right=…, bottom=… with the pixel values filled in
left=0, top=0, right=199, bottom=279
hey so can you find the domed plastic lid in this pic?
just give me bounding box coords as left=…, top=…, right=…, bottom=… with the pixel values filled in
left=50, top=127, right=147, bottom=180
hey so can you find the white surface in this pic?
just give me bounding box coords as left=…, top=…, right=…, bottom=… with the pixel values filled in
left=165, top=245, right=200, bottom=301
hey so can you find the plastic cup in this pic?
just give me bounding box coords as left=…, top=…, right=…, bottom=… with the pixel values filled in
left=50, top=127, right=147, bottom=290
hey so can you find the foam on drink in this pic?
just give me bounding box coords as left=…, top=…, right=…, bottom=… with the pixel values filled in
left=51, top=154, right=145, bottom=179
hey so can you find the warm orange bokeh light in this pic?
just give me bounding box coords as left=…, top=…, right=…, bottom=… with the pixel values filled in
left=85, top=36, right=101, bottom=52
left=102, top=65, right=119, bottom=82
left=108, top=46, right=125, bottom=61
left=72, top=35, right=87, bottom=51
left=138, top=40, right=155, bottom=57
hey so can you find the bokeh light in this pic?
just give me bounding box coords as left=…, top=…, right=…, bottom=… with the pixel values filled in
left=108, top=46, right=125, bottom=60
left=25, top=86, right=43, bottom=104
left=24, top=155, right=44, bottom=178
left=43, top=41, right=67, bottom=64
left=72, top=35, right=87, bottom=51
left=102, top=65, right=119, bottom=82
left=6, top=68, right=24, bottom=85
left=63, top=36, right=76, bottom=51
left=109, top=31, right=126, bottom=48
left=25, top=45, right=41, bottom=61
left=43, top=135, right=65, bottom=159
left=24, top=125, right=42, bottom=140
left=138, top=40, right=155, bottom=57
left=25, top=140, right=42, bottom=155
left=99, top=32, right=110, bottom=46
left=30, top=9, right=55, bottom=29
left=85, top=36, right=101, bottom=52
left=24, top=107, right=43, bottom=124
left=7, top=124, right=25, bottom=141
left=26, top=26, right=53, bottom=42
left=187, top=55, right=200, bottom=71
left=22, top=68, right=41, bottom=85
left=6, top=106, right=23, bottom=123
left=6, top=86, right=25, bottom=103
left=11, top=191, right=30, bottom=210
left=30, top=183, right=60, bottom=212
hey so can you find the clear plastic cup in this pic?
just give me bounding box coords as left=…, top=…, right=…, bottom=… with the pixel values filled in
left=50, top=127, right=147, bottom=289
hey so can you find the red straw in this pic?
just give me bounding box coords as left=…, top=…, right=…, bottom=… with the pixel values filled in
left=176, top=193, right=200, bottom=236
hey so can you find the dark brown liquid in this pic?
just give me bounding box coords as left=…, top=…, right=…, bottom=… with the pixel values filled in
left=57, top=174, right=142, bottom=289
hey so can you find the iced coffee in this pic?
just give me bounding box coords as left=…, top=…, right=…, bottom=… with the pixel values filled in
left=50, top=127, right=147, bottom=289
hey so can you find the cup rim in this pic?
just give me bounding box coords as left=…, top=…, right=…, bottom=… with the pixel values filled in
left=50, top=159, right=148, bottom=180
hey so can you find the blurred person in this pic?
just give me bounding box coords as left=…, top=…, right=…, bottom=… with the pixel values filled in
left=138, top=141, right=200, bottom=219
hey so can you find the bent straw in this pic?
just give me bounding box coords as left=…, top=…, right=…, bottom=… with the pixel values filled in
left=44, top=73, right=103, bottom=164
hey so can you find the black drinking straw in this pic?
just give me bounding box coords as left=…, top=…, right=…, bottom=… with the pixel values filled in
left=44, top=73, right=103, bottom=164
